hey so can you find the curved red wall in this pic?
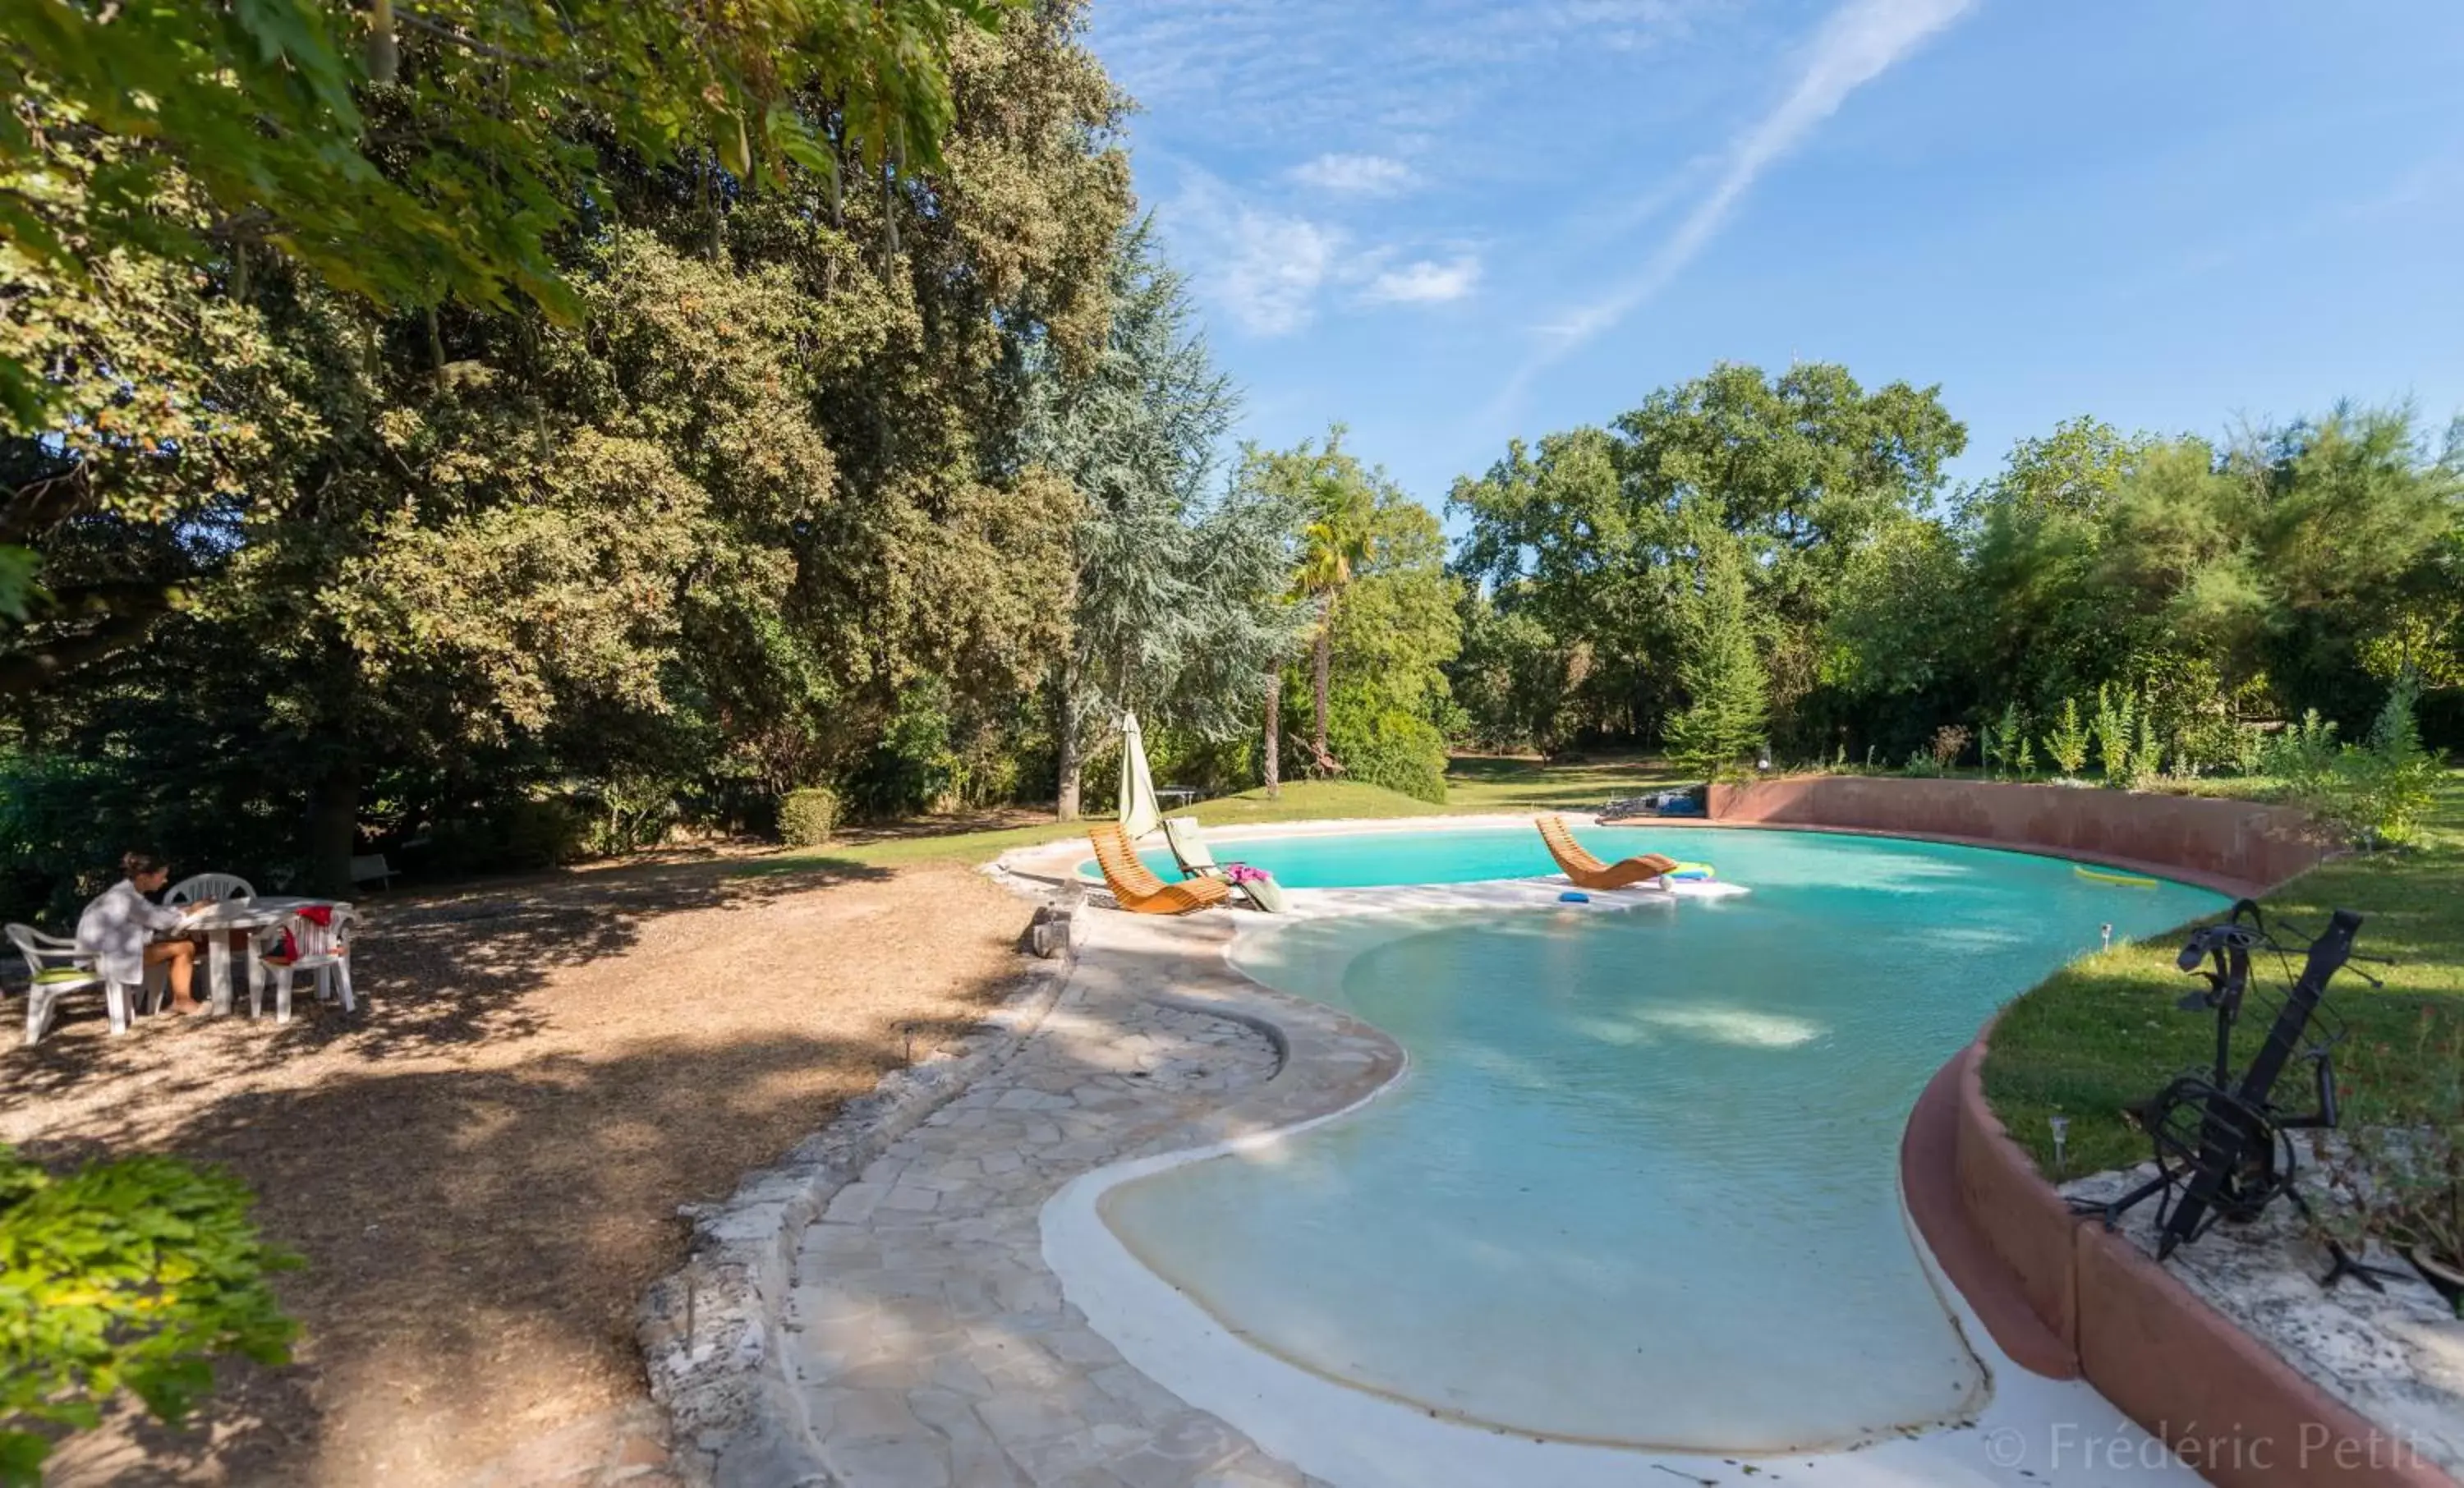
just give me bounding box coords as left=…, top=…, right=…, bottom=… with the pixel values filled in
left=1708, top=776, right=2333, bottom=898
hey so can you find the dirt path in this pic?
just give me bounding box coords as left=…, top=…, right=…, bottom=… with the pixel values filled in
left=4, top=857, right=1037, bottom=1486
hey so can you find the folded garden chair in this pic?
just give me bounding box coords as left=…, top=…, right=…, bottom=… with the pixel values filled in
left=1087, top=823, right=1230, bottom=915
left=8, top=922, right=166, bottom=1044
left=1161, top=816, right=1287, bottom=912
left=1536, top=815, right=1681, bottom=891
left=1161, top=814, right=1233, bottom=878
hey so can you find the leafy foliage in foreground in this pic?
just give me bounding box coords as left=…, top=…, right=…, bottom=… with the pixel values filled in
left=0, top=1148, right=297, bottom=1483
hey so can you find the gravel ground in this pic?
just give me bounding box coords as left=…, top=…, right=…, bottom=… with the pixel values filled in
left=3, top=855, right=1037, bottom=1486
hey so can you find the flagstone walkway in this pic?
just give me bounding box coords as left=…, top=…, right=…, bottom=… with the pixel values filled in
left=773, top=910, right=1401, bottom=1488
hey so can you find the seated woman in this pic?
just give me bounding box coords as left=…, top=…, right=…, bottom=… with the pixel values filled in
left=77, top=850, right=212, bottom=1016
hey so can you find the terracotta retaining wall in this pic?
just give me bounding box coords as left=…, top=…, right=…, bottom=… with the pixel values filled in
left=1708, top=775, right=2333, bottom=897
left=1904, top=1034, right=2455, bottom=1487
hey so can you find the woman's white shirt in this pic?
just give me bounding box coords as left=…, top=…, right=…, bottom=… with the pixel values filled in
left=76, top=879, right=185, bottom=985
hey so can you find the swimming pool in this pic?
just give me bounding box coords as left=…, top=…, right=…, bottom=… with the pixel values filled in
left=1094, top=827, right=2225, bottom=1454
left=1098, top=821, right=1683, bottom=888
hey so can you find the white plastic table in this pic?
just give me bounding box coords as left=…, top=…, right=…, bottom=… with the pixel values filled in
left=177, top=897, right=331, bottom=1016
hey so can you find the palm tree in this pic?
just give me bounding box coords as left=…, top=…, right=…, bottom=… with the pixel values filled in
left=1294, top=481, right=1375, bottom=772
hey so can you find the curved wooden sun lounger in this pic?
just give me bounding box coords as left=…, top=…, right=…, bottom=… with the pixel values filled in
left=1089, top=822, right=1232, bottom=915
left=1536, top=814, right=1681, bottom=890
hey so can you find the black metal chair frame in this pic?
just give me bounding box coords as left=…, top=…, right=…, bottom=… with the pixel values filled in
left=2077, top=900, right=2403, bottom=1290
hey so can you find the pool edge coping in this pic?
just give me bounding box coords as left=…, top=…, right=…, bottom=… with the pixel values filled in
left=1901, top=1028, right=2457, bottom=1488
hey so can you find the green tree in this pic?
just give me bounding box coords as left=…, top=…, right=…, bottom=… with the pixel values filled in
left=1, top=0, right=1130, bottom=889
left=1020, top=221, right=1303, bottom=818
left=1448, top=589, right=1581, bottom=754
left=1662, top=535, right=1768, bottom=780
left=1296, top=471, right=1377, bottom=771
left=1450, top=363, right=1964, bottom=755
left=1238, top=430, right=1384, bottom=776
left=1314, top=492, right=1462, bottom=801
left=0, top=0, right=1004, bottom=624
left=1447, top=427, right=1662, bottom=744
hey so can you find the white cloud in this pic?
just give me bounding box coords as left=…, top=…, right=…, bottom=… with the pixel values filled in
left=1093, top=0, right=1714, bottom=151
left=1515, top=0, right=1974, bottom=379
left=1168, top=172, right=1346, bottom=337
left=1364, top=255, right=1483, bottom=305
left=1290, top=152, right=1418, bottom=196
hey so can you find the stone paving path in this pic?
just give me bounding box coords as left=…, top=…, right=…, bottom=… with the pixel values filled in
left=775, top=910, right=1400, bottom=1488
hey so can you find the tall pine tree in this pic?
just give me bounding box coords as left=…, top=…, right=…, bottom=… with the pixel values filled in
left=1663, top=535, right=1769, bottom=779
left=1020, top=218, right=1305, bottom=818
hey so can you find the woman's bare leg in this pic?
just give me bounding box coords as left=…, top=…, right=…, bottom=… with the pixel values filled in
left=145, top=940, right=200, bottom=1013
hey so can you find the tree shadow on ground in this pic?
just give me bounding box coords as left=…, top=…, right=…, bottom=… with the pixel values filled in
left=44, top=1031, right=971, bottom=1486
left=5, top=856, right=892, bottom=1104
left=9, top=854, right=1027, bottom=1488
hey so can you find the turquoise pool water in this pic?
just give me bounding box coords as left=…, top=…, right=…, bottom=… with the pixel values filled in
left=1099, top=828, right=2226, bottom=1453
left=1100, top=822, right=1704, bottom=888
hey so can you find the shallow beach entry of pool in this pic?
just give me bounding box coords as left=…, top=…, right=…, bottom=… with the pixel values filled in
left=1094, top=829, right=2226, bottom=1454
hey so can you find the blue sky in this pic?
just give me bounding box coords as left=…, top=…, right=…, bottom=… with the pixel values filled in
left=1087, top=0, right=2464, bottom=516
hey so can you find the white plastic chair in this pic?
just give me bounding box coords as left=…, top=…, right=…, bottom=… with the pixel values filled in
left=251, top=903, right=357, bottom=1022
left=8, top=923, right=167, bottom=1044
left=166, top=873, right=255, bottom=906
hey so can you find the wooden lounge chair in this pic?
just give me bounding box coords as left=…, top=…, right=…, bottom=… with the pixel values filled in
left=1536, top=814, right=1681, bottom=890
left=1088, top=823, right=1231, bottom=915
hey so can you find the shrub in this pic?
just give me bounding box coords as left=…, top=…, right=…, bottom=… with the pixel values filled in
left=2172, top=714, right=2243, bottom=776
left=572, top=771, right=685, bottom=857
left=2270, top=682, right=2443, bottom=848
left=1984, top=703, right=2026, bottom=778
left=2042, top=696, right=2092, bottom=778
left=0, top=1148, right=297, bottom=1481
left=499, top=797, right=586, bottom=870
left=1928, top=723, right=1971, bottom=771
left=2261, top=709, right=2341, bottom=785
left=1328, top=706, right=1450, bottom=804
left=2362, top=675, right=2440, bottom=847
left=2124, top=710, right=2163, bottom=792
left=2090, top=684, right=2135, bottom=784
left=779, top=787, right=840, bottom=847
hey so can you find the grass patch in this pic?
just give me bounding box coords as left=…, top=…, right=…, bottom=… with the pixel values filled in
left=1984, top=770, right=2464, bottom=1175
left=1441, top=754, right=1684, bottom=811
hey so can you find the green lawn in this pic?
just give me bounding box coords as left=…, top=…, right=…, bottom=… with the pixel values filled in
left=1984, top=772, right=2464, bottom=1174
left=740, top=755, right=1671, bottom=875
left=1439, top=754, right=1684, bottom=811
